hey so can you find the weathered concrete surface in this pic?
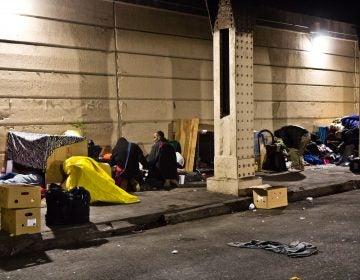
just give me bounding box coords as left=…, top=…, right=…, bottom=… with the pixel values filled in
left=0, top=164, right=359, bottom=257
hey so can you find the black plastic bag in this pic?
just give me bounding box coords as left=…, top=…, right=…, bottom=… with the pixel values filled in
left=45, top=184, right=90, bottom=226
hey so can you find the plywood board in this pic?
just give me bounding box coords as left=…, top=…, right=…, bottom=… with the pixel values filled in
left=115, top=3, right=211, bottom=39
left=118, top=76, right=213, bottom=100
left=117, top=53, right=213, bottom=80
left=0, top=71, right=117, bottom=99
left=117, top=29, right=212, bottom=60
left=175, top=118, right=199, bottom=171
left=0, top=14, right=114, bottom=50
left=0, top=0, right=114, bottom=27
left=0, top=43, right=115, bottom=74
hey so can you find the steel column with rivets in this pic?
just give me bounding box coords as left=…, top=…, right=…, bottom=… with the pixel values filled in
left=207, top=0, right=262, bottom=196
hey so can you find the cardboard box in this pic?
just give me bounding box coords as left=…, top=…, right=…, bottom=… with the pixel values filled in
left=45, top=140, right=88, bottom=184
left=0, top=185, right=41, bottom=209
left=1, top=207, right=41, bottom=235
left=252, top=184, right=288, bottom=209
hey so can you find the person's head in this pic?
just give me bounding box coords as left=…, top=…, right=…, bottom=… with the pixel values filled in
left=153, top=131, right=165, bottom=143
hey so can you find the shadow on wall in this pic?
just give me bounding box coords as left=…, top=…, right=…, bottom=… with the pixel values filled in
left=68, top=7, right=115, bottom=145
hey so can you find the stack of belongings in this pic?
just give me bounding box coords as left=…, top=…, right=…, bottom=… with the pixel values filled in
left=0, top=184, right=42, bottom=236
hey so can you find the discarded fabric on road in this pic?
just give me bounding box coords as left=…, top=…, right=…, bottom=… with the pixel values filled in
left=227, top=239, right=318, bottom=258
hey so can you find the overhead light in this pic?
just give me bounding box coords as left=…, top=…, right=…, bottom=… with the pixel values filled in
left=310, top=22, right=329, bottom=53
left=311, top=33, right=328, bottom=53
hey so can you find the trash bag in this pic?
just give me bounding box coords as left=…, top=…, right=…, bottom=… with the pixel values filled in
left=45, top=184, right=90, bottom=226
left=62, top=156, right=140, bottom=204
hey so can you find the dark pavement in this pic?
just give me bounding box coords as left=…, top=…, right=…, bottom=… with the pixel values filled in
left=1, top=189, right=359, bottom=279
left=0, top=164, right=359, bottom=257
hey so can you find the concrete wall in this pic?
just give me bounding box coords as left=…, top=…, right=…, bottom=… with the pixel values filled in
left=114, top=3, right=213, bottom=153
left=0, top=0, right=358, bottom=166
left=253, top=24, right=359, bottom=132
left=0, top=0, right=213, bottom=165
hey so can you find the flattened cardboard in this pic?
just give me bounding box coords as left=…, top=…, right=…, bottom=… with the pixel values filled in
left=0, top=184, right=41, bottom=209
left=252, top=184, right=288, bottom=209
left=1, top=207, right=41, bottom=235
left=45, top=140, right=88, bottom=184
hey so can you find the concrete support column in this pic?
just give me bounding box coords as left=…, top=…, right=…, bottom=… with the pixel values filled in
left=207, top=0, right=262, bottom=196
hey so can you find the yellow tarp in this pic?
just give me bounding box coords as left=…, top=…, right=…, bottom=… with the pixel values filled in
left=63, top=156, right=140, bottom=204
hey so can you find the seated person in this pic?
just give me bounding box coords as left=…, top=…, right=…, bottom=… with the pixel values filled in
left=146, top=131, right=178, bottom=189
left=109, top=137, right=149, bottom=192
left=274, top=125, right=310, bottom=171
left=0, top=162, right=44, bottom=186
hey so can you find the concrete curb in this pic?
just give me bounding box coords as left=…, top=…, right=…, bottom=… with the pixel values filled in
left=0, top=181, right=358, bottom=258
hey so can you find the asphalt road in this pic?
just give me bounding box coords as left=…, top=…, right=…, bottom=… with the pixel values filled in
left=0, top=189, right=359, bottom=280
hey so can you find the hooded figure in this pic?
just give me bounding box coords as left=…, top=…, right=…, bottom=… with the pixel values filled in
left=110, top=137, right=148, bottom=190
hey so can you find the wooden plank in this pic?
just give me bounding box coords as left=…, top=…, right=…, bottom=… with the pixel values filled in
left=0, top=14, right=114, bottom=50
left=116, top=29, right=212, bottom=60
left=254, top=102, right=355, bottom=119
left=254, top=46, right=355, bottom=72
left=187, top=118, right=200, bottom=171
left=0, top=71, right=117, bottom=99
left=0, top=98, right=118, bottom=124
left=0, top=43, right=116, bottom=74
left=117, top=53, right=213, bottom=80
left=254, top=84, right=356, bottom=102
left=0, top=0, right=114, bottom=27
left=175, top=118, right=199, bottom=171
left=254, top=26, right=356, bottom=57
left=254, top=65, right=355, bottom=86
left=119, top=100, right=213, bottom=122
left=115, top=2, right=211, bottom=39
left=118, top=76, right=213, bottom=100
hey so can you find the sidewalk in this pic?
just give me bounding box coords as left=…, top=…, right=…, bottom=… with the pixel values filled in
left=1, top=164, right=359, bottom=257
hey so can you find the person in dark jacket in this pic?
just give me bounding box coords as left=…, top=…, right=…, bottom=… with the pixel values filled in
left=109, top=137, right=149, bottom=191
left=146, top=131, right=178, bottom=189
left=274, top=125, right=310, bottom=171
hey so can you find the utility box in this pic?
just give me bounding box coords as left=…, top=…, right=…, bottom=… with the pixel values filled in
left=1, top=207, right=41, bottom=235
left=252, top=184, right=288, bottom=209
left=0, top=185, right=41, bottom=209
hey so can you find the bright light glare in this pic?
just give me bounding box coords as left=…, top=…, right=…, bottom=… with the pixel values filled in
left=311, top=34, right=328, bottom=53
